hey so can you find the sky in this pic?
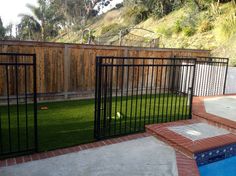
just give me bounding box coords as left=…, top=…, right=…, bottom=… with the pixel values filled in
left=0, top=0, right=123, bottom=27
left=0, top=0, right=37, bottom=26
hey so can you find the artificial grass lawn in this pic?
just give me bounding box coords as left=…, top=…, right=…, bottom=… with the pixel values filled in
left=0, top=94, right=189, bottom=153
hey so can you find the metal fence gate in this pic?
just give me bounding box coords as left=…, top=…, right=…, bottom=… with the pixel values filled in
left=94, top=56, right=196, bottom=139
left=193, top=57, right=229, bottom=96
left=0, top=53, right=37, bottom=159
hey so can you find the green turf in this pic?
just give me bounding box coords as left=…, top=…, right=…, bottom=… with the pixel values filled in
left=0, top=93, right=190, bottom=153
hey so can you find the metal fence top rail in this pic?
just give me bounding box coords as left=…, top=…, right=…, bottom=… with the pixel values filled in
left=0, top=53, right=36, bottom=65
left=196, top=61, right=228, bottom=64
left=100, top=64, right=196, bottom=67
left=0, top=53, right=36, bottom=56
left=96, top=56, right=197, bottom=61
left=0, top=63, right=34, bottom=66
left=197, top=56, right=229, bottom=60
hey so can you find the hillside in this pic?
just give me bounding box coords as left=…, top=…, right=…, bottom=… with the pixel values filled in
left=55, top=2, right=236, bottom=65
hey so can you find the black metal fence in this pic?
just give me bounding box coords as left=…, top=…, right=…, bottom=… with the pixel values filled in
left=193, top=57, right=229, bottom=96
left=94, top=56, right=196, bottom=139
left=0, top=53, right=37, bottom=159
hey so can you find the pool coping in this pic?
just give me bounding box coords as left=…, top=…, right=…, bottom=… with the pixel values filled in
left=193, top=95, right=236, bottom=133
left=0, top=132, right=197, bottom=176
left=146, top=119, right=236, bottom=158
left=146, top=119, right=236, bottom=176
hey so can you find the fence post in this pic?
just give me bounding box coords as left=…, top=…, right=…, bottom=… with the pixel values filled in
left=223, top=58, right=229, bottom=95
left=189, top=59, right=197, bottom=119
left=94, top=56, right=102, bottom=139
left=64, top=45, right=70, bottom=99
left=33, top=54, right=38, bottom=152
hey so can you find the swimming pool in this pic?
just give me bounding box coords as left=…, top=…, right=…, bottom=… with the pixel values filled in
left=195, top=143, right=236, bottom=176
left=199, top=155, right=236, bottom=176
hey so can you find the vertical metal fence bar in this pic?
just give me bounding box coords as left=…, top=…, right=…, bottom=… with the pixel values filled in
left=162, top=65, right=168, bottom=122
left=177, top=63, right=184, bottom=120
left=170, top=60, right=176, bottom=121
left=0, top=112, right=3, bottom=154
left=5, top=65, right=12, bottom=152
left=198, top=62, right=203, bottom=96
left=157, top=61, right=163, bottom=123
left=216, top=61, right=222, bottom=95
left=166, top=65, right=172, bottom=121
left=139, top=60, right=145, bottom=131
left=33, top=54, right=38, bottom=152
left=134, top=66, right=140, bottom=132
left=120, top=58, right=125, bottom=134
left=94, top=57, right=98, bottom=138
left=144, top=65, right=150, bottom=125
left=15, top=56, right=21, bottom=151
left=103, top=66, right=108, bottom=137
left=95, top=57, right=102, bottom=138
left=207, top=60, right=213, bottom=96
left=223, top=59, right=229, bottom=95
left=24, top=65, right=29, bottom=149
left=148, top=60, right=155, bottom=124
left=220, top=62, right=223, bottom=94
left=182, top=65, right=189, bottom=120
left=109, top=59, right=114, bottom=136
left=114, top=61, right=119, bottom=135
left=6, top=65, right=12, bottom=152
left=125, top=66, right=130, bottom=133
left=153, top=65, right=159, bottom=123
left=100, top=60, right=105, bottom=136
left=185, top=65, right=192, bottom=119
left=174, top=65, right=180, bottom=121
left=189, top=62, right=196, bottom=118
left=130, top=60, right=135, bottom=133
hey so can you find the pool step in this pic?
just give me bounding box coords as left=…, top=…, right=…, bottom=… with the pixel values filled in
left=146, top=120, right=236, bottom=159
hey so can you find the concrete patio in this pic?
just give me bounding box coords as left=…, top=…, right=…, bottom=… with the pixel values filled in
left=204, top=96, right=236, bottom=121
left=0, top=136, right=179, bottom=176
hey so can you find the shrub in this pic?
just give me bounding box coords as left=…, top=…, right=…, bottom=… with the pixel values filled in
left=157, top=27, right=173, bottom=38
left=198, top=20, right=213, bottom=32
left=173, top=20, right=182, bottom=33
left=183, top=26, right=196, bottom=37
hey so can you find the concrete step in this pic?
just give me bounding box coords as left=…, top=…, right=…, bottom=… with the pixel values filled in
left=146, top=120, right=236, bottom=159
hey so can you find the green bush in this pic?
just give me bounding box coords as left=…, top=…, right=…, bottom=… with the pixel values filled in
left=157, top=27, right=173, bottom=38
left=173, top=20, right=183, bottom=33
left=183, top=26, right=196, bottom=36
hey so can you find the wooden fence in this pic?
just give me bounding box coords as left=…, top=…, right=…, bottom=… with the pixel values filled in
left=0, top=40, right=210, bottom=101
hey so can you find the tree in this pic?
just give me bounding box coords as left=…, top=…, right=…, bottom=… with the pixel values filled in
left=18, top=0, right=62, bottom=41
left=192, top=0, right=233, bottom=10
left=124, top=0, right=183, bottom=18
left=17, top=16, right=41, bottom=40
left=49, top=0, right=104, bottom=28
left=0, top=17, right=6, bottom=39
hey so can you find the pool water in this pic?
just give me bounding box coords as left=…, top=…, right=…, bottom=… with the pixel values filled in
left=199, top=155, right=236, bottom=176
